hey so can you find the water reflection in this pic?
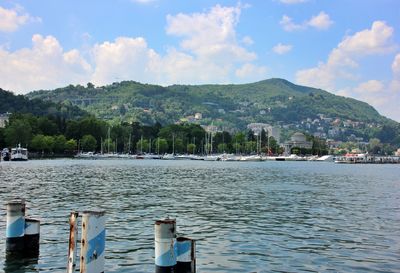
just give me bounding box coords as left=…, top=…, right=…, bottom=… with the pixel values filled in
left=4, top=256, right=39, bottom=273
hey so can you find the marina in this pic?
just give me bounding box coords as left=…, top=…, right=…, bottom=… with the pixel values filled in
left=72, top=152, right=400, bottom=164
left=0, top=159, right=399, bottom=272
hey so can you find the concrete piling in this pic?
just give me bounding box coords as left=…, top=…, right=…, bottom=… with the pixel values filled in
left=67, top=211, right=79, bottom=273
left=155, top=219, right=177, bottom=273
left=6, top=199, right=26, bottom=254
left=24, top=218, right=40, bottom=257
left=176, top=237, right=196, bottom=273
left=80, top=211, right=106, bottom=273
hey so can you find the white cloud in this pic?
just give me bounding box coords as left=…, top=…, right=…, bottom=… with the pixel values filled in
left=235, top=63, right=268, bottom=79
left=272, top=43, right=292, bottom=54
left=307, top=12, right=333, bottom=30
left=0, top=35, right=91, bottom=92
left=280, top=15, right=304, bottom=32
left=242, top=36, right=254, bottom=46
left=1, top=4, right=268, bottom=93
left=392, top=53, right=400, bottom=75
left=296, top=21, right=399, bottom=121
left=166, top=4, right=256, bottom=63
left=0, top=5, right=40, bottom=32
left=91, top=37, right=161, bottom=86
left=280, top=11, right=333, bottom=32
left=339, top=79, right=400, bottom=121
left=279, top=0, right=308, bottom=4
left=296, top=21, right=395, bottom=91
left=390, top=53, right=400, bottom=93
left=353, top=80, right=384, bottom=94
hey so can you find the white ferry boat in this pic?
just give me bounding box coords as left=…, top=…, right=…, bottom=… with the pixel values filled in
left=10, top=144, right=28, bottom=161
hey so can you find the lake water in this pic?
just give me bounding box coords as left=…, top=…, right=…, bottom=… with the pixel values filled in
left=0, top=159, right=399, bottom=272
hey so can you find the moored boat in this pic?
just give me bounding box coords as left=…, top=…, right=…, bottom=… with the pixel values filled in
left=1, top=148, right=10, bottom=161
left=10, top=144, right=28, bottom=161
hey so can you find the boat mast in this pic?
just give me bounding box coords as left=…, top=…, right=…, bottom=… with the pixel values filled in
left=107, top=127, right=111, bottom=154
left=172, top=134, right=175, bottom=155
left=140, top=135, right=143, bottom=154
left=128, top=133, right=131, bottom=154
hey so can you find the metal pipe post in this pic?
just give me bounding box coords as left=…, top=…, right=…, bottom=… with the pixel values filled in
left=6, top=199, right=26, bottom=254
left=176, top=237, right=196, bottom=273
left=24, top=218, right=40, bottom=257
left=67, top=212, right=79, bottom=273
left=155, top=219, right=177, bottom=273
left=80, top=211, right=106, bottom=273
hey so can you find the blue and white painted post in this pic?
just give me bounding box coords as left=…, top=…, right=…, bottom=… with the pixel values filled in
left=24, top=218, right=40, bottom=257
left=155, top=219, right=177, bottom=273
left=176, top=237, right=196, bottom=273
left=6, top=199, right=26, bottom=254
left=80, top=211, right=106, bottom=273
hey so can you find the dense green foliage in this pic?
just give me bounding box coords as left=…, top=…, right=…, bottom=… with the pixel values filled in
left=1, top=88, right=87, bottom=119
left=27, top=79, right=386, bottom=125
left=1, top=113, right=290, bottom=156
left=26, top=79, right=400, bottom=146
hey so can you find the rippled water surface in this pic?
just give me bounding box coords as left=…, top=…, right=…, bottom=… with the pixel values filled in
left=0, top=159, right=399, bottom=272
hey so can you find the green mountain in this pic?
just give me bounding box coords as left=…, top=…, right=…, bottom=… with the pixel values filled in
left=24, top=79, right=400, bottom=145
left=26, top=78, right=389, bottom=126
left=0, top=88, right=87, bottom=119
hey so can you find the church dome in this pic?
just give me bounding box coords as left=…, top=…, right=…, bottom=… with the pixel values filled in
left=291, top=132, right=306, bottom=142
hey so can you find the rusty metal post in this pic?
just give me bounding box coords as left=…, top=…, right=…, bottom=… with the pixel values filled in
left=6, top=199, right=26, bottom=254
left=80, top=211, right=106, bottom=273
left=155, top=219, right=177, bottom=273
left=176, top=237, right=196, bottom=273
left=67, top=212, right=79, bottom=273
left=24, top=218, right=40, bottom=257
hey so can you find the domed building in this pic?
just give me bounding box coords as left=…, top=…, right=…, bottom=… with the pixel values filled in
left=283, top=132, right=312, bottom=154
left=291, top=132, right=307, bottom=143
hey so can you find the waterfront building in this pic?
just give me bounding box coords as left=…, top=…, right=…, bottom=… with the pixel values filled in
left=247, top=123, right=281, bottom=143
left=0, top=113, right=10, bottom=128
left=283, top=132, right=312, bottom=154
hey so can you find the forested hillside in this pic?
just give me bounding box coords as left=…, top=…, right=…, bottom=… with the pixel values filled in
left=28, top=79, right=387, bottom=126
left=1, top=88, right=87, bottom=119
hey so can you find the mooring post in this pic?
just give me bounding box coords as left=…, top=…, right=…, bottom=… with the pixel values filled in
left=80, top=211, right=106, bottom=273
left=155, top=219, right=177, bottom=273
left=24, top=218, right=40, bottom=257
left=67, top=211, right=79, bottom=273
left=176, top=237, right=196, bottom=273
left=6, top=199, right=26, bottom=254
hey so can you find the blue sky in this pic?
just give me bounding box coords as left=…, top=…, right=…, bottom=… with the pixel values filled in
left=0, top=0, right=399, bottom=121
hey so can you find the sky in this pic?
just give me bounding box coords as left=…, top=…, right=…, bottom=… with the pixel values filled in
left=0, top=0, right=399, bottom=121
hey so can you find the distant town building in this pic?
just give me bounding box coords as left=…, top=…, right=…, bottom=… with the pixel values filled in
left=202, top=125, right=219, bottom=133
left=283, top=132, right=312, bottom=154
left=194, top=113, right=202, bottom=119
left=0, top=113, right=10, bottom=128
left=247, top=123, right=280, bottom=143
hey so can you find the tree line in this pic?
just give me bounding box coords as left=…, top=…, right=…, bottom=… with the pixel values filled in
left=0, top=113, right=288, bottom=156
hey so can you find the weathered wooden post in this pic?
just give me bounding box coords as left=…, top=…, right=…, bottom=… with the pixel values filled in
left=176, top=237, right=196, bottom=273
left=24, top=218, right=40, bottom=257
left=155, top=219, right=177, bottom=273
left=6, top=199, right=26, bottom=254
left=67, top=211, right=79, bottom=273
left=80, top=211, right=106, bottom=273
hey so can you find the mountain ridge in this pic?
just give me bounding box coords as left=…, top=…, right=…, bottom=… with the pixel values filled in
left=24, top=78, right=399, bottom=144
left=26, top=78, right=390, bottom=124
